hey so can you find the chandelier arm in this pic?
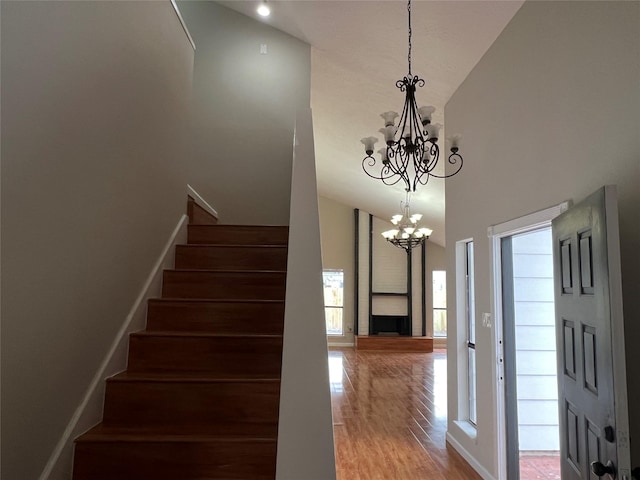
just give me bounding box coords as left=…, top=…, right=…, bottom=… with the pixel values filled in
left=381, top=174, right=409, bottom=189
left=422, top=142, right=440, bottom=172
left=361, top=154, right=411, bottom=191
left=407, top=91, right=417, bottom=140
left=362, top=155, right=400, bottom=180
left=427, top=152, right=464, bottom=179
left=397, top=80, right=411, bottom=137
left=394, top=148, right=411, bottom=189
left=389, top=147, right=412, bottom=190
left=412, top=164, right=429, bottom=190
left=386, top=234, right=428, bottom=252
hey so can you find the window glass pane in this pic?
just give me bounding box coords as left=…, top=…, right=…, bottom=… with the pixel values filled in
left=325, top=307, right=343, bottom=335
left=468, top=347, right=477, bottom=424
left=432, top=270, right=446, bottom=308
left=323, top=270, right=344, bottom=307
left=433, top=309, right=447, bottom=337
left=323, top=270, right=344, bottom=335
left=466, top=242, right=476, bottom=344
left=464, top=240, right=477, bottom=425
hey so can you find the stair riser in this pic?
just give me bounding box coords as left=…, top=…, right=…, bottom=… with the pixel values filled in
left=146, top=300, right=284, bottom=334
left=175, top=245, right=287, bottom=271
left=127, top=335, right=283, bottom=376
left=162, top=271, right=286, bottom=300
left=103, top=381, right=279, bottom=434
left=188, top=225, right=288, bottom=246
left=73, top=441, right=277, bottom=480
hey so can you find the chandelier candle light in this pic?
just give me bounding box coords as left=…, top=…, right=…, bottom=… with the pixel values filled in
left=361, top=0, right=463, bottom=192
left=382, top=194, right=432, bottom=252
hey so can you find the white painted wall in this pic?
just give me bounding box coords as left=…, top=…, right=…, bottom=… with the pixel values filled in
left=319, top=196, right=355, bottom=345
left=512, top=228, right=559, bottom=451
left=445, top=1, right=640, bottom=476
left=176, top=1, right=311, bottom=225
left=276, top=109, right=336, bottom=480
left=1, top=2, right=194, bottom=478
left=372, top=217, right=407, bottom=294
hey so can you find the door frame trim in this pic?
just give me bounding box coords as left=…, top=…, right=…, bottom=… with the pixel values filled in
left=603, top=186, right=631, bottom=477
left=487, top=201, right=570, bottom=480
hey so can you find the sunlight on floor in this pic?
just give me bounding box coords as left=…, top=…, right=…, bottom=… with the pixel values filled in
left=328, top=355, right=344, bottom=394
left=433, top=356, right=447, bottom=420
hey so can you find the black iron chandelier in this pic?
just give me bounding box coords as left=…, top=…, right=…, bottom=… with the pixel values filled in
left=381, top=193, right=432, bottom=252
left=361, top=0, right=463, bottom=192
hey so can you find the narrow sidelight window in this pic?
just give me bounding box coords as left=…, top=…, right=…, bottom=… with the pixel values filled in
left=323, top=270, right=344, bottom=335
left=433, top=270, right=447, bottom=337
left=466, top=241, right=477, bottom=424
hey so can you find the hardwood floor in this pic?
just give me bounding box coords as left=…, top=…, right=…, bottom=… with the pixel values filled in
left=329, top=348, right=481, bottom=480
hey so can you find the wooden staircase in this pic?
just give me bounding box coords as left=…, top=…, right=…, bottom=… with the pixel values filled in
left=73, top=201, right=288, bottom=479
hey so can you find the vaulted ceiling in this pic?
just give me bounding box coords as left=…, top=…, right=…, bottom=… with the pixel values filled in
left=218, top=0, right=524, bottom=245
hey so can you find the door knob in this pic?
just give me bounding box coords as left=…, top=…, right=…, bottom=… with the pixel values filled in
left=590, top=460, right=616, bottom=478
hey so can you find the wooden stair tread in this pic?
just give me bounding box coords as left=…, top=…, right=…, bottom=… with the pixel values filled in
left=108, top=372, right=280, bottom=382
left=155, top=297, right=285, bottom=304
left=149, top=298, right=284, bottom=304
left=130, top=331, right=282, bottom=339
left=167, top=268, right=287, bottom=274
left=77, top=426, right=278, bottom=443
left=177, top=244, right=287, bottom=248
left=188, top=224, right=288, bottom=228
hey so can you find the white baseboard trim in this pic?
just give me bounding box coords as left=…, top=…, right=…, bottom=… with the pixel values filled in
left=187, top=184, right=218, bottom=220
left=446, top=432, right=497, bottom=480
left=327, top=342, right=355, bottom=347
left=39, top=214, right=189, bottom=480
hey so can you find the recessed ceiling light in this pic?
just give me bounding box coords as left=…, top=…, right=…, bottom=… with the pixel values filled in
left=257, top=2, right=270, bottom=17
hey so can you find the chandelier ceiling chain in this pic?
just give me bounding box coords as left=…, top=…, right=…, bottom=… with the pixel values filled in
left=360, top=0, right=464, bottom=193
left=381, top=191, right=432, bottom=252
left=407, top=0, right=412, bottom=76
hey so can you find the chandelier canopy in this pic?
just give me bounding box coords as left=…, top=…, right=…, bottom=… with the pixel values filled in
left=382, top=194, right=432, bottom=252
left=361, top=0, right=463, bottom=192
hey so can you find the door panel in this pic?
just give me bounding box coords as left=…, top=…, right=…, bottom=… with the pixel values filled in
left=552, top=186, right=625, bottom=480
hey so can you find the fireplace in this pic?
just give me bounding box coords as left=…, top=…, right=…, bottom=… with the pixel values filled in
left=371, top=315, right=410, bottom=336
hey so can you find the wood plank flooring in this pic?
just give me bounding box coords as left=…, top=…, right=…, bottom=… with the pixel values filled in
left=329, top=348, right=481, bottom=480
left=355, top=336, right=434, bottom=352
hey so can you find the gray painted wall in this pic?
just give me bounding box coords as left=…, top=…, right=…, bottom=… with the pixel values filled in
left=445, top=1, right=640, bottom=475
left=319, top=196, right=356, bottom=344
left=1, top=2, right=194, bottom=478
left=177, top=1, right=311, bottom=225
